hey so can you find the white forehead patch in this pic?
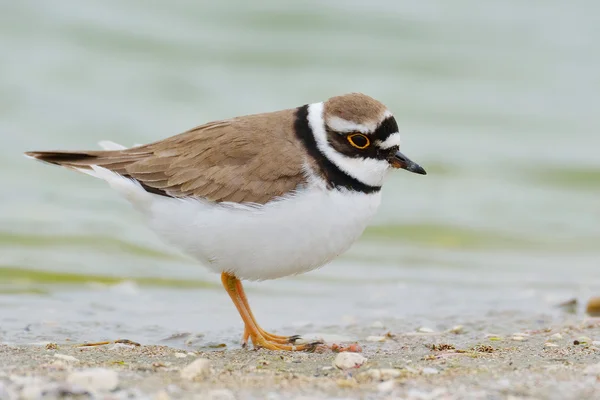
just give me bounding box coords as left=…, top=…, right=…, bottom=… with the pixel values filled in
left=326, top=109, right=394, bottom=134
left=377, top=133, right=401, bottom=149
left=308, top=102, right=390, bottom=187
left=326, top=116, right=377, bottom=134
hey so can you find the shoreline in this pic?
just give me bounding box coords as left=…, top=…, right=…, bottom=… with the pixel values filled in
left=2, top=316, right=600, bottom=399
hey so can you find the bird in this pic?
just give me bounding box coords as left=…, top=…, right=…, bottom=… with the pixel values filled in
left=25, top=93, right=426, bottom=351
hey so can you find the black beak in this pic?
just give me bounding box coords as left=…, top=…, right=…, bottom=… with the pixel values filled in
left=391, top=151, right=426, bottom=175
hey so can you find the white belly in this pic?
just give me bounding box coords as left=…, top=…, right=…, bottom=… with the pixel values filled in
left=145, top=186, right=381, bottom=281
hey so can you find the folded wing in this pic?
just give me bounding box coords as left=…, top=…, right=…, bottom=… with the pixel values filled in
left=26, top=113, right=307, bottom=204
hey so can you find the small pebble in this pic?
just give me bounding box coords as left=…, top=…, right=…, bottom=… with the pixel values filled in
left=422, top=367, right=439, bottom=375
left=418, top=327, right=435, bottom=333
left=449, top=325, right=464, bottom=334
left=549, top=333, right=563, bottom=341
left=322, top=366, right=334, bottom=371
left=54, top=354, right=79, bottom=363
left=67, top=368, right=119, bottom=392
left=366, top=336, right=386, bottom=342
left=109, top=343, right=136, bottom=351
left=207, top=389, right=236, bottom=400
left=544, top=342, right=559, bottom=347
left=180, top=358, right=212, bottom=380
left=586, top=297, right=600, bottom=316
left=377, top=380, right=396, bottom=393
left=333, top=352, right=367, bottom=369
left=174, top=353, right=187, bottom=358
left=511, top=336, right=526, bottom=341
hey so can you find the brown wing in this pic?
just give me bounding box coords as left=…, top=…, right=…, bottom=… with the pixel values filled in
left=26, top=109, right=308, bottom=204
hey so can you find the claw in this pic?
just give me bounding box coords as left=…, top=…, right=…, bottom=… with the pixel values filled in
left=287, top=335, right=302, bottom=344
left=309, top=340, right=326, bottom=351
left=304, top=341, right=326, bottom=353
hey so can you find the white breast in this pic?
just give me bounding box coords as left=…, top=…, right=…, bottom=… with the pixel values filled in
left=146, top=184, right=382, bottom=281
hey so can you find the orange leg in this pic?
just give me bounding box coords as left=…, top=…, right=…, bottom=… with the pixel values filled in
left=235, top=279, right=300, bottom=345
left=221, top=272, right=320, bottom=351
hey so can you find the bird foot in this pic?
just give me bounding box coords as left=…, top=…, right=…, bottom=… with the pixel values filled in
left=252, top=334, right=323, bottom=352
left=242, top=327, right=304, bottom=347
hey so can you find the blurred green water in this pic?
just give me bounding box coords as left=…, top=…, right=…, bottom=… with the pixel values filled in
left=0, top=1, right=599, bottom=344
left=1, top=0, right=599, bottom=280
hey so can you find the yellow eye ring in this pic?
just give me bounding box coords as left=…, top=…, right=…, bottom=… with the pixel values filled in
left=347, top=133, right=370, bottom=149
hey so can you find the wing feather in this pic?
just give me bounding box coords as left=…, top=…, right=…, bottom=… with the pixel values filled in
left=26, top=108, right=308, bottom=204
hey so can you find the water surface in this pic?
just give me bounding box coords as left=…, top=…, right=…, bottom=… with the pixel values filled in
left=1, top=0, right=599, bottom=346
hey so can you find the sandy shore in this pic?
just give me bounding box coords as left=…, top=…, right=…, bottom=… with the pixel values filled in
left=2, top=316, right=600, bottom=400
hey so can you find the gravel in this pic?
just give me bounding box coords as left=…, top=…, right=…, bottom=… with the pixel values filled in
left=1, top=315, right=600, bottom=399
left=333, top=352, right=367, bottom=369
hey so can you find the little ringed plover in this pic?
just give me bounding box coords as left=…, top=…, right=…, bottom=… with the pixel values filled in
left=26, top=92, right=426, bottom=351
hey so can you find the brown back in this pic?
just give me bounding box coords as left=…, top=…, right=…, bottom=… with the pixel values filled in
left=26, top=108, right=309, bottom=204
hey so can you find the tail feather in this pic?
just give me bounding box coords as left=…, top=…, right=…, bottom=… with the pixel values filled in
left=25, top=150, right=101, bottom=167
left=25, top=146, right=155, bottom=212
left=24, top=147, right=145, bottom=175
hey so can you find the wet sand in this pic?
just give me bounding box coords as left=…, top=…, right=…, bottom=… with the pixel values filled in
left=2, top=315, right=600, bottom=399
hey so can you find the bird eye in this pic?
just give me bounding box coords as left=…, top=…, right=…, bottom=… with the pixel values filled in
left=347, top=133, right=370, bottom=149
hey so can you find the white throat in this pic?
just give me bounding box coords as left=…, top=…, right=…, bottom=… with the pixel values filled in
left=307, top=102, right=390, bottom=187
